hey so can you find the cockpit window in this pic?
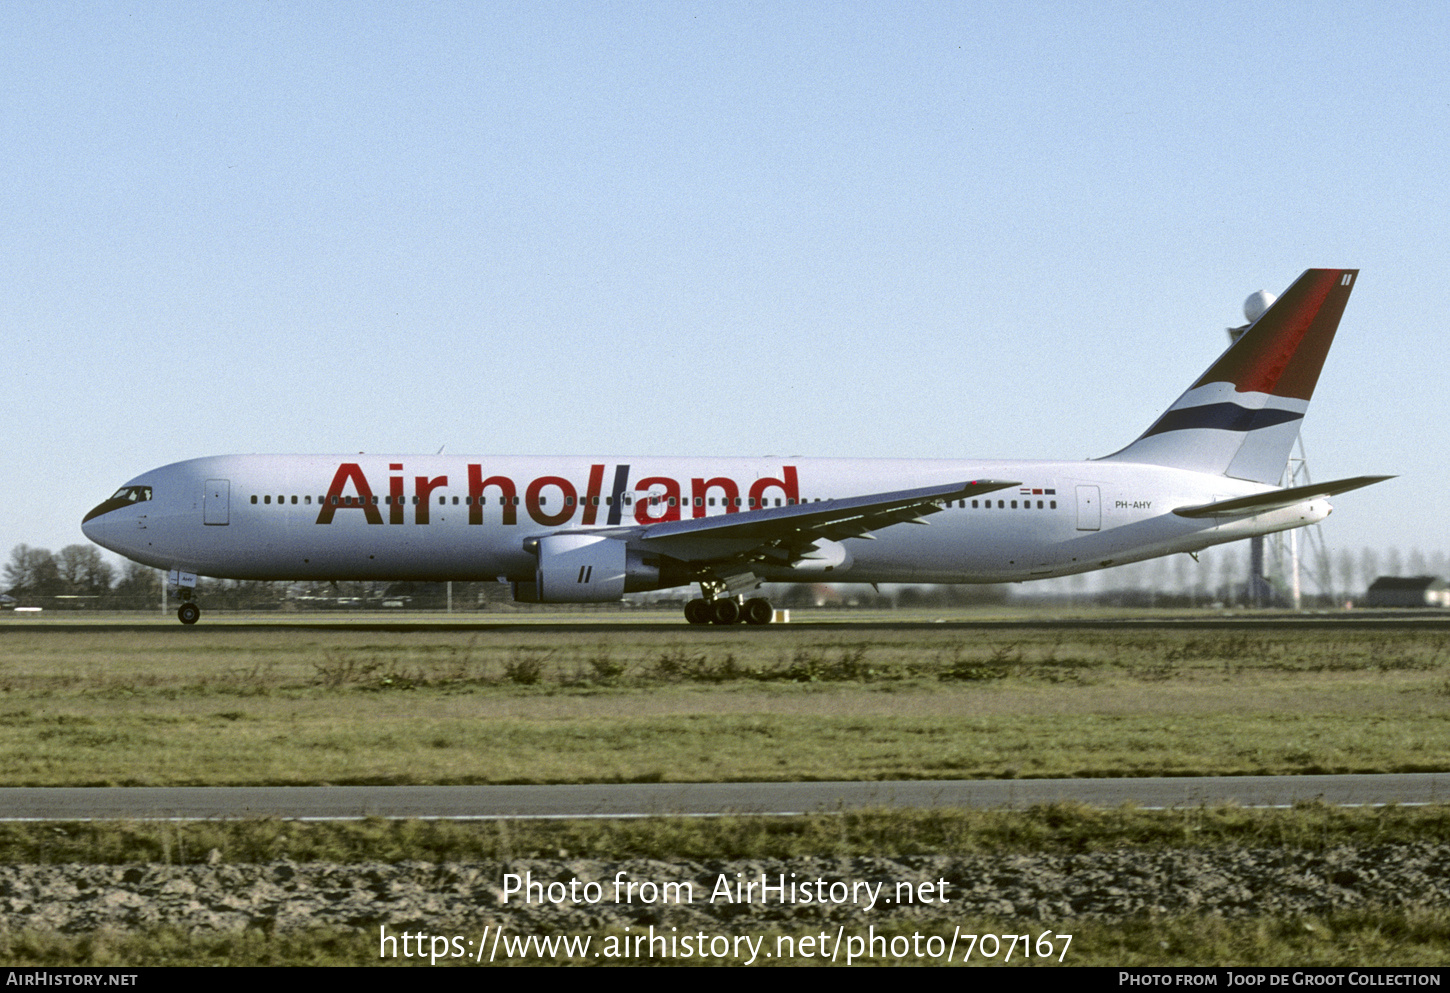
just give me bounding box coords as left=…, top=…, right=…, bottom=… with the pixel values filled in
left=109, top=486, right=152, bottom=504
left=83, top=485, right=153, bottom=524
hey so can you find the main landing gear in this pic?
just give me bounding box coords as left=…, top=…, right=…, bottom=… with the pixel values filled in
left=684, top=595, right=773, bottom=626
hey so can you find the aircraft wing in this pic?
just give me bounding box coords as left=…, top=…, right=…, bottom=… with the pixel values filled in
left=635, top=479, right=1020, bottom=563
left=1172, top=475, right=1394, bottom=519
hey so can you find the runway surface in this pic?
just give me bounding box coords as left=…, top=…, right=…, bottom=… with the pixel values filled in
left=2, top=774, right=1446, bottom=820
left=6, top=612, right=1450, bottom=634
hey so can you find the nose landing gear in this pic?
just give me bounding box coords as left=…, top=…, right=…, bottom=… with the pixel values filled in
left=169, top=570, right=202, bottom=625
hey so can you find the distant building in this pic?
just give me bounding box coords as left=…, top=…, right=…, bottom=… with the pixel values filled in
left=1364, top=576, right=1450, bottom=608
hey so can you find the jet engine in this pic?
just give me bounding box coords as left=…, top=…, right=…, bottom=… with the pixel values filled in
left=513, top=533, right=661, bottom=603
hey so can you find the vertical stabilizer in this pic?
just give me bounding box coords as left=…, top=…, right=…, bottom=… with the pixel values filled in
left=1101, top=268, right=1357, bottom=484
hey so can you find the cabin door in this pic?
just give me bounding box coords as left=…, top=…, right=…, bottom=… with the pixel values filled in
left=1075, top=485, right=1100, bottom=531
left=204, top=479, right=230, bottom=526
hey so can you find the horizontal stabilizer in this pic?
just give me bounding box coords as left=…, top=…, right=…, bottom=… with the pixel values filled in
left=1172, top=475, right=1394, bottom=519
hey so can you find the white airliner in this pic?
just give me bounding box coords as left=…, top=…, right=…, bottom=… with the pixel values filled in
left=84, top=268, right=1388, bottom=625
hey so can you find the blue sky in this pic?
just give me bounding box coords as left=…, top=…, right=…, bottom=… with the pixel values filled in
left=4, top=1, right=1447, bottom=572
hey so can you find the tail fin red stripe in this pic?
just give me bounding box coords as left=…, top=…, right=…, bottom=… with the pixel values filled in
left=1192, top=269, right=1356, bottom=400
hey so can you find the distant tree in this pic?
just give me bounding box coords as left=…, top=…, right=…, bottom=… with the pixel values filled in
left=56, top=544, right=114, bottom=595
left=1383, top=547, right=1404, bottom=578
left=776, top=583, right=822, bottom=609
left=1335, top=549, right=1357, bottom=603
left=200, top=578, right=285, bottom=611
left=113, top=561, right=161, bottom=610
left=1217, top=545, right=1243, bottom=604
left=1188, top=548, right=1211, bottom=604
left=896, top=586, right=932, bottom=608
left=1169, top=554, right=1190, bottom=602
left=1359, top=548, right=1381, bottom=590
left=1145, top=556, right=1170, bottom=605
left=4, top=545, right=61, bottom=597
left=1407, top=548, right=1429, bottom=577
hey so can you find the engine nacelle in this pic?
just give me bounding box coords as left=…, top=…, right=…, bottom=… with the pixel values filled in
left=514, top=533, right=661, bottom=603
left=787, top=537, right=853, bottom=573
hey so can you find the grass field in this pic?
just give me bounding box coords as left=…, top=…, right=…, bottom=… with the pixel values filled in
left=2, top=613, right=1449, bottom=966
left=0, top=614, right=1445, bottom=785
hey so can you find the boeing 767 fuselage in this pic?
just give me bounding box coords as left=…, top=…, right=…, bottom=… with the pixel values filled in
left=83, top=268, right=1388, bottom=625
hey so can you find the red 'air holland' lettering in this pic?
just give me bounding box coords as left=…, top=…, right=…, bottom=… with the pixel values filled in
left=414, top=475, right=448, bottom=524
left=750, top=466, right=799, bottom=509
left=388, top=465, right=405, bottom=525
left=526, top=476, right=576, bottom=527
left=689, top=467, right=799, bottom=516
left=468, top=465, right=517, bottom=526
left=634, top=476, right=681, bottom=524
left=581, top=464, right=604, bottom=525
left=692, top=476, right=739, bottom=516
left=318, top=462, right=800, bottom=528
left=317, top=464, right=384, bottom=525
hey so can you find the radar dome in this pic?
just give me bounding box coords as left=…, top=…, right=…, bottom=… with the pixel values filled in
left=1243, top=290, right=1275, bottom=324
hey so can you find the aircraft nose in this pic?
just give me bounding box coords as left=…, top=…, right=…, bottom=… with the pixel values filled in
left=81, top=499, right=129, bottom=553
left=81, top=511, right=110, bottom=550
